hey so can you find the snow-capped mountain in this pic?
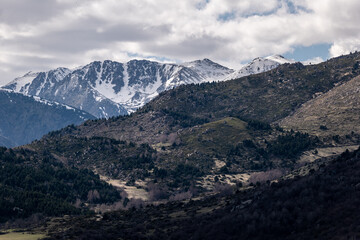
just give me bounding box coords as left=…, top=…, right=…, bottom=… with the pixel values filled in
left=4, top=65, right=129, bottom=118
left=0, top=89, right=95, bottom=147
left=181, top=58, right=234, bottom=81
left=224, top=55, right=295, bottom=80
left=2, top=56, right=292, bottom=118
left=3, top=59, right=233, bottom=117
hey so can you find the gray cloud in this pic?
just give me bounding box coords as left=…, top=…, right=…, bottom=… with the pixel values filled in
left=0, top=0, right=68, bottom=25
left=10, top=22, right=169, bottom=53
left=142, top=35, right=228, bottom=59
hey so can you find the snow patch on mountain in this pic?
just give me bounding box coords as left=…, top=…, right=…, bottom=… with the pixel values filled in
left=7, top=71, right=38, bottom=94
left=224, top=55, right=295, bottom=81
left=265, top=55, right=294, bottom=64
left=111, top=62, right=131, bottom=103
left=32, top=96, right=77, bottom=112
left=182, top=58, right=234, bottom=81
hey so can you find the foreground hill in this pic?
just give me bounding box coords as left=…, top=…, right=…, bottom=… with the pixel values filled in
left=42, top=147, right=360, bottom=240
left=0, top=90, right=95, bottom=147
left=26, top=116, right=322, bottom=199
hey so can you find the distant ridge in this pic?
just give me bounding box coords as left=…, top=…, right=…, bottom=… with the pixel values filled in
left=0, top=89, right=95, bottom=147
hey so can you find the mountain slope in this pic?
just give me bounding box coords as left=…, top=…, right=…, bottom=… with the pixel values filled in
left=4, top=64, right=128, bottom=118
left=279, top=74, right=360, bottom=136
left=30, top=117, right=307, bottom=190
left=0, top=89, right=95, bottom=147
left=144, top=53, right=360, bottom=124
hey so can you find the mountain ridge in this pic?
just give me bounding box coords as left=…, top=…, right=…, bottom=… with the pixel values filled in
left=2, top=55, right=292, bottom=118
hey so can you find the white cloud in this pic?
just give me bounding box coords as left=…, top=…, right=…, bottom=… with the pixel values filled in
left=330, top=38, right=360, bottom=57
left=302, top=57, right=325, bottom=65
left=1, top=0, right=360, bottom=85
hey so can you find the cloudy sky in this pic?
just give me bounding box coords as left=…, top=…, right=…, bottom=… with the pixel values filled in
left=1, top=0, right=360, bottom=85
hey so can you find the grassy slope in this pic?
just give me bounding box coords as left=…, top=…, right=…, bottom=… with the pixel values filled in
left=280, top=75, right=360, bottom=136
left=0, top=232, right=46, bottom=240
left=180, top=117, right=249, bottom=155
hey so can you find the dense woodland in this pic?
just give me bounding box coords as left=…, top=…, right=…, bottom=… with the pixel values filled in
left=0, top=147, right=120, bottom=223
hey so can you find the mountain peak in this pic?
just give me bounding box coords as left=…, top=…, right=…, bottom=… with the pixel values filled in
left=182, top=58, right=233, bottom=71
left=181, top=58, right=234, bottom=82
left=54, top=67, right=70, bottom=72
left=268, top=54, right=285, bottom=59
left=182, top=58, right=222, bottom=66
left=265, top=54, right=294, bottom=64
left=250, top=55, right=293, bottom=64
left=23, top=71, right=38, bottom=77
left=3, top=58, right=232, bottom=118
left=224, top=54, right=294, bottom=81
left=198, top=58, right=218, bottom=65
